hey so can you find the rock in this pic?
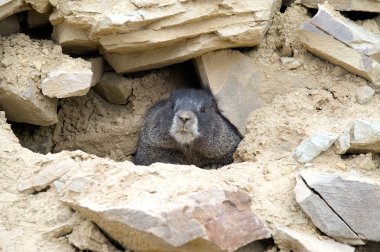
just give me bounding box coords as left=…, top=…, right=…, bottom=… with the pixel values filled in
left=57, top=162, right=270, bottom=252
left=54, top=65, right=189, bottom=161
left=194, top=49, right=265, bottom=135
left=67, top=219, right=122, bottom=252
left=335, top=119, right=380, bottom=154
left=25, top=0, right=51, bottom=13
left=273, top=227, right=355, bottom=252
left=300, top=0, right=380, bottom=13
left=293, top=131, right=338, bottom=163
left=299, top=170, right=380, bottom=242
left=0, top=14, right=20, bottom=36
left=194, top=49, right=314, bottom=135
left=88, top=57, right=103, bottom=87
left=356, top=85, right=375, bottom=104
left=294, top=177, right=363, bottom=245
left=18, top=159, right=78, bottom=193
left=280, top=57, right=303, bottom=70
left=50, top=0, right=279, bottom=72
left=26, top=10, right=50, bottom=28
left=235, top=241, right=265, bottom=252
left=0, top=0, right=29, bottom=21
left=94, top=72, right=133, bottom=105
left=299, top=5, right=380, bottom=88
left=41, top=63, right=93, bottom=98
left=0, top=83, right=58, bottom=126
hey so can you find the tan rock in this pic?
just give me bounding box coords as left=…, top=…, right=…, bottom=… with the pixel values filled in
left=57, top=161, right=270, bottom=252
left=25, top=0, right=51, bottom=13
left=300, top=0, right=380, bottom=13
left=300, top=22, right=380, bottom=88
left=50, top=0, right=279, bottom=72
left=67, top=219, right=122, bottom=252
left=41, top=63, right=93, bottom=98
left=0, top=83, right=58, bottom=126
left=94, top=72, right=133, bottom=105
left=18, top=159, right=78, bottom=193
left=88, top=57, right=103, bottom=87
left=0, top=14, right=20, bottom=36
left=274, top=227, right=355, bottom=252
left=194, top=49, right=313, bottom=135
left=0, top=0, right=29, bottom=21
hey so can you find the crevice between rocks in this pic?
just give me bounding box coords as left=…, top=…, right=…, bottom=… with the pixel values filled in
left=300, top=176, right=362, bottom=243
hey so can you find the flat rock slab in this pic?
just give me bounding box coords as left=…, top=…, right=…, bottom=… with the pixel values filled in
left=56, top=161, right=270, bottom=252
left=297, top=170, right=380, bottom=242
left=300, top=4, right=380, bottom=88
left=335, top=119, right=380, bottom=154
left=300, top=0, right=380, bottom=13
left=50, top=0, right=279, bottom=73
left=0, top=0, right=29, bottom=21
left=274, top=227, right=355, bottom=252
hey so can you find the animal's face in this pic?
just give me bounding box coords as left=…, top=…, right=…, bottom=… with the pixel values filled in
left=169, top=89, right=217, bottom=145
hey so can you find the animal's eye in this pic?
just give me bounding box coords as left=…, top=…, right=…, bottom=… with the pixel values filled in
left=200, top=107, right=206, bottom=113
left=171, top=102, right=175, bottom=109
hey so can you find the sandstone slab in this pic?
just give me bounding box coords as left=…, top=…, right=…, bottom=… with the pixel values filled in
left=50, top=0, right=279, bottom=73
left=0, top=0, right=29, bottom=21
left=299, top=170, right=380, bottom=242
left=335, top=119, right=380, bottom=154
left=194, top=49, right=313, bottom=136
left=57, top=162, right=270, bottom=252
left=300, top=5, right=380, bottom=88
left=273, top=227, right=355, bottom=252
left=41, top=65, right=93, bottom=98
left=300, top=0, right=380, bottom=13
left=94, top=72, right=133, bottom=105
left=293, top=131, right=338, bottom=163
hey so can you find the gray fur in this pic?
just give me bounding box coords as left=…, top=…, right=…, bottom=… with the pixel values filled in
left=134, top=89, right=241, bottom=168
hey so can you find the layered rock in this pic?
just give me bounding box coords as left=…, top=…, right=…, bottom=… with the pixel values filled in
left=0, top=34, right=93, bottom=125
left=300, top=0, right=380, bottom=12
left=296, top=170, right=380, bottom=243
left=55, top=161, right=270, bottom=252
left=0, top=0, right=29, bottom=20
left=335, top=119, right=380, bottom=154
left=50, top=0, right=280, bottom=73
left=300, top=4, right=380, bottom=89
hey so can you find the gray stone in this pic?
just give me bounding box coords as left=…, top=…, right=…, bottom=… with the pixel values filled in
left=294, top=177, right=363, bottom=245
left=293, top=131, right=338, bottom=163
left=94, top=72, right=133, bottom=105
left=300, top=170, right=380, bottom=242
left=356, top=85, right=375, bottom=104
left=273, top=227, right=355, bottom=252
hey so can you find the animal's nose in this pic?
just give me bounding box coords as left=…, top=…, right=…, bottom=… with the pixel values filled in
left=179, top=114, right=190, bottom=123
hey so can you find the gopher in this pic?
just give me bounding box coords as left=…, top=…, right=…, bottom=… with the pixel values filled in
left=134, top=89, right=241, bottom=168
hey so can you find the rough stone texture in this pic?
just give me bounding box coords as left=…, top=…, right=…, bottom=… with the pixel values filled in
left=293, top=131, right=338, bottom=163
left=300, top=170, right=380, bottom=242
left=273, top=227, right=355, bottom=252
left=94, top=72, right=133, bottom=105
left=294, top=177, right=363, bottom=245
left=194, top=49, right=313, bottom=136
left=300, top=0, right=380, bottom=13
left=88, top=57, right=103, bottom=87
left=0, top=0, right=29, bottom=21
left=0, top=14, right=20, bottom=36
left=54, top=65, right=191, bottom=161
left=334, top=119, right=380, bottom=154
left=49, top=0, right=280, bottom=73
left=67, top=219, right=122, bottom=252
left=300, top=5, right=380, bottom=88
left=56, top=162, right=270, bottom=252
left=356, top=85, right=376, bottom=104
left=0, top=34, right=94, bottom=125
left=41, top=65, right=93, bottom=98
left=25, top=0, right=51, bottom=13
